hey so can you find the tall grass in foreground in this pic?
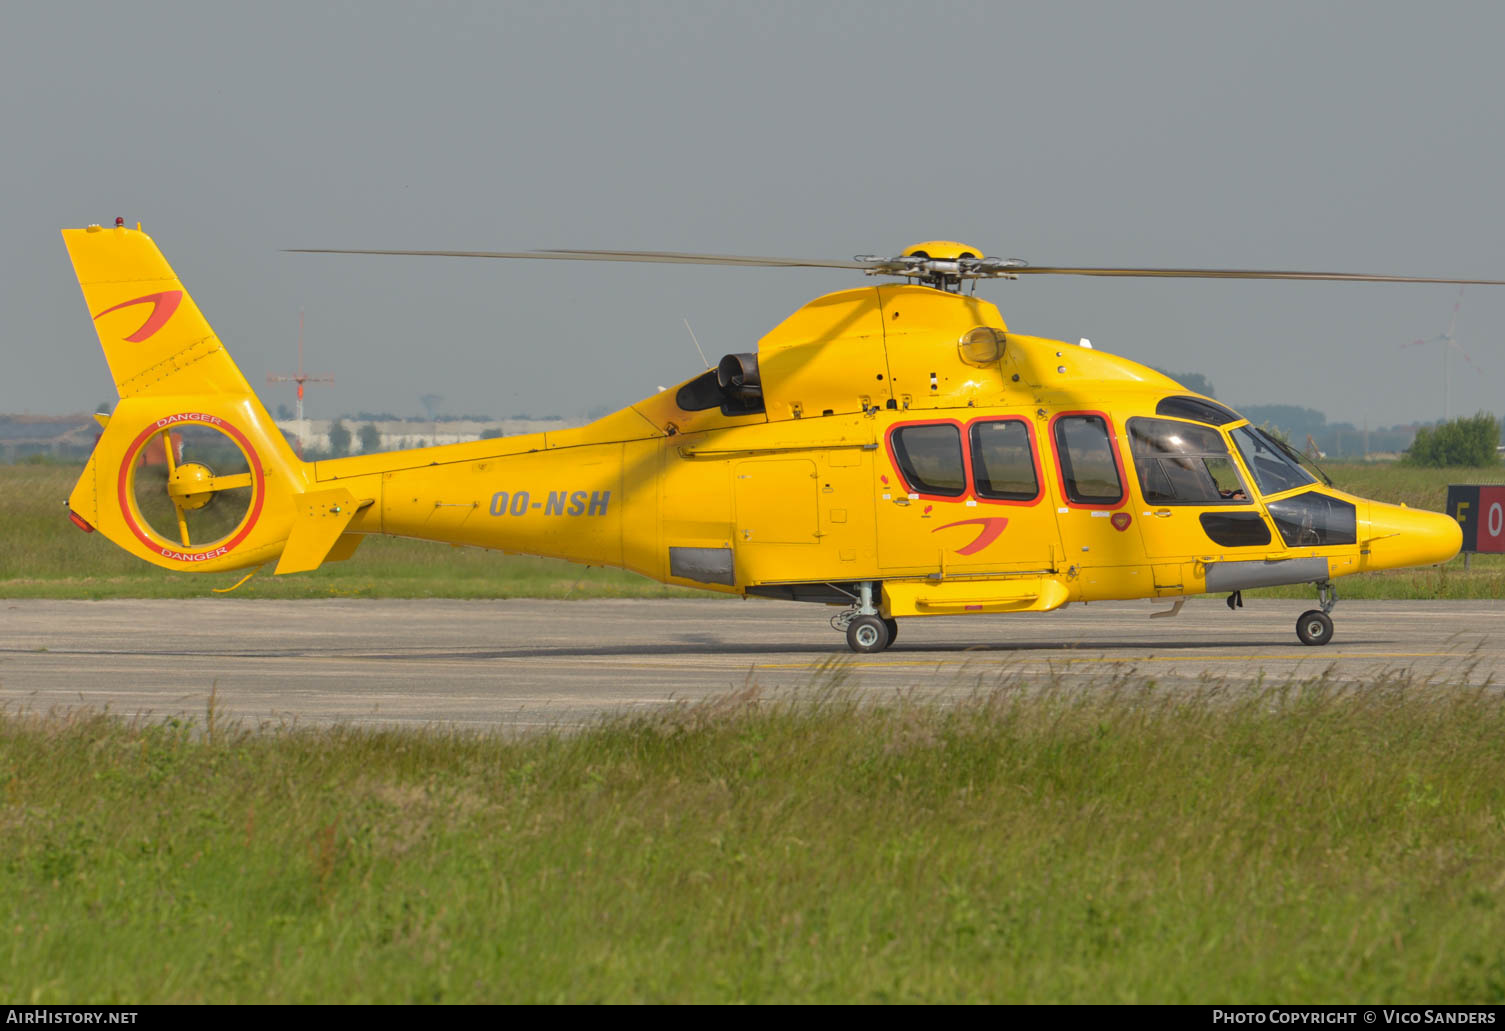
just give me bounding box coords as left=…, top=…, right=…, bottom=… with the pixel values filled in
left=4, top=673, right=1505, bottom=1003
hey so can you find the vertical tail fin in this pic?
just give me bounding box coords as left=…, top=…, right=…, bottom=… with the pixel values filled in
left=62, top=223, right=324, bottom=573
left=63, top=222, right=255, bottom=399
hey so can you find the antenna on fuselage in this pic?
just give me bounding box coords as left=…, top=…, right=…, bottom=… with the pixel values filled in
left=683, top=317, right=711, bottom=370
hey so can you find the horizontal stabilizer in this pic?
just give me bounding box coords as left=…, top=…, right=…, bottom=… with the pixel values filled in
left=274, top=489, right=373, bottom=575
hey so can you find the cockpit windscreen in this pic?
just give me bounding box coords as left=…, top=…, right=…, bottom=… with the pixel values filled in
left=1231, top=426, right=1316, bottom=496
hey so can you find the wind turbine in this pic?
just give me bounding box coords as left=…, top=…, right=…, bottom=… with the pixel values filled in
left=1400, top=288, right=1485, bottom=421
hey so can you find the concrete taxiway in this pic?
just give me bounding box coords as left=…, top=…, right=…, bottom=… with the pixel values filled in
left=1, top=598, right=1499, bottom=731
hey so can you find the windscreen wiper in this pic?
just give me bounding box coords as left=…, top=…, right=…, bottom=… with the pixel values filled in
left=1258, top=427, right=1333, bottom=487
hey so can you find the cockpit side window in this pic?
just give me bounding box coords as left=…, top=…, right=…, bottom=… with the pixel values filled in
left=1128, top=417, right=1249, bottom=505
left=1231, top=426, right=1316, bottom=496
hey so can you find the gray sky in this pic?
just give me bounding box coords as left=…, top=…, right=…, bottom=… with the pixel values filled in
left=4, top=0, right=1504, bottom=427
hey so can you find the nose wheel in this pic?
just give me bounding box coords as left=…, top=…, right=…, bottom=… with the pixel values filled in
left=1295, top=580, right=1337, bottom=646
left=1296, top=610, right=1334, bottom=646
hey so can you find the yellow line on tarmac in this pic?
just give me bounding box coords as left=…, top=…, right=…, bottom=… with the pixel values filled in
left=754, top=651, right=1454, bottom=670
left=755, top=661, right=962, bottom=669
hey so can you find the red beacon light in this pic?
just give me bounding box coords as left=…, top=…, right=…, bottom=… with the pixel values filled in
left=114, top=217, right=125, bottom=227
left=68, top=510, right=95, bottom=534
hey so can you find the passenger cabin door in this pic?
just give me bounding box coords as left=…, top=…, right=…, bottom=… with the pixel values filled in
left=876, top=416, right=1059, bottom=575
left=1045, top=412, right=1144, bottom=589
left=1126, top=416, right=1275, bottom=591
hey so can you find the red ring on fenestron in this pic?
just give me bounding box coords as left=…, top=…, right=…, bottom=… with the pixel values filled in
left=116, top=414, right=265, bottom=563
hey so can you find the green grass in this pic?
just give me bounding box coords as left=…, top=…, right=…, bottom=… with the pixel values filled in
left=2, top=461, right=1501, bottom=599
left=1323, top=460, right=1502, bottom=510
left=0, top=464, right=696, bottom=600
left=5, top=676, right=1505, bottom=1003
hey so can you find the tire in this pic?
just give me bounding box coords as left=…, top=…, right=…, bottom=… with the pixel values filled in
left=882, top=617, right=898, bottom=646
left=846, top=614, right=891, bottom=654
left=1296, top=609, right=1333, bottom=646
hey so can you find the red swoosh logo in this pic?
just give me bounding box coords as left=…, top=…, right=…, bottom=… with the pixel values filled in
left=933, top=516, right=1009, bottom=556
left=92, top=290, right=183, bottom=342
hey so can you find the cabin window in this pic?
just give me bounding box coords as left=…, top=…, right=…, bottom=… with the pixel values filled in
left=1128, top=417, right=1249, bottom=504
left=1231, top=426, right=1315, bottom=496
left=1266, top=493, right=1357, bottom=547
left=1052, top=414, right=1124, bottom=506
left=891, top=424, right=965, bottom=497
left=970, top=419, right=1038, bottom=501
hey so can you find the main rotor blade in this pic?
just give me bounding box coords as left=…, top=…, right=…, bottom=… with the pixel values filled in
left=286, top=247, right=870, bottom=270
left=1009, top=266, right=1505, bottom=285
left=286, top=248, right=1505, bottom=285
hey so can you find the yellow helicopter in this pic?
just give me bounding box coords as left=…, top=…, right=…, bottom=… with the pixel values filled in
left=62, top=223, right=1487, bottom=652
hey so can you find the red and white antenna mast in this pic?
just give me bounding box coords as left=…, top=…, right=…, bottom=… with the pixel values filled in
left=267, top=310, right=335, bottom=458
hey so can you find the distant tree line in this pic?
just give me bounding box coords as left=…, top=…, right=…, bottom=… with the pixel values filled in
left=345, top=412, right=517, bottom=424
left=1146, top=368, right=1505, bottom=460
left=327, top=420, right=352, bottom=457
left=274, top=408, right=578, bottom=425
left=1403, top=413, right=1501, bottom=468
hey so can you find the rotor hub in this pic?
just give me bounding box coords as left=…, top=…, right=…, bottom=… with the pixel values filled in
left=167, top=462, right=217, bottom=510
left=855, top=241, right=1027, bottom=292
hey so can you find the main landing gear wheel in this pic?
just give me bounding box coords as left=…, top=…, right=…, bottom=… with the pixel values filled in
left=847, top=615, right=891, bottom=654
left=882, top=617, right=898, bottom=645
left=1296, top=610, right=1334, bottom=646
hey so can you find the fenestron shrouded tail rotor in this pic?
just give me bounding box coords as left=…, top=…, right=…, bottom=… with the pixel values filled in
left=130, top=422, right=256, bottom=551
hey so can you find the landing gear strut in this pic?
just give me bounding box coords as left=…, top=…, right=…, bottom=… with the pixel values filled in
left=833, top=581, right=895, bottom=653
left=1296, top=580, right=1337, bottom=646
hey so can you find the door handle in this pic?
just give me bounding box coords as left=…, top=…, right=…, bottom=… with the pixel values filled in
left=1153, top=509, right=1173, bottom=518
